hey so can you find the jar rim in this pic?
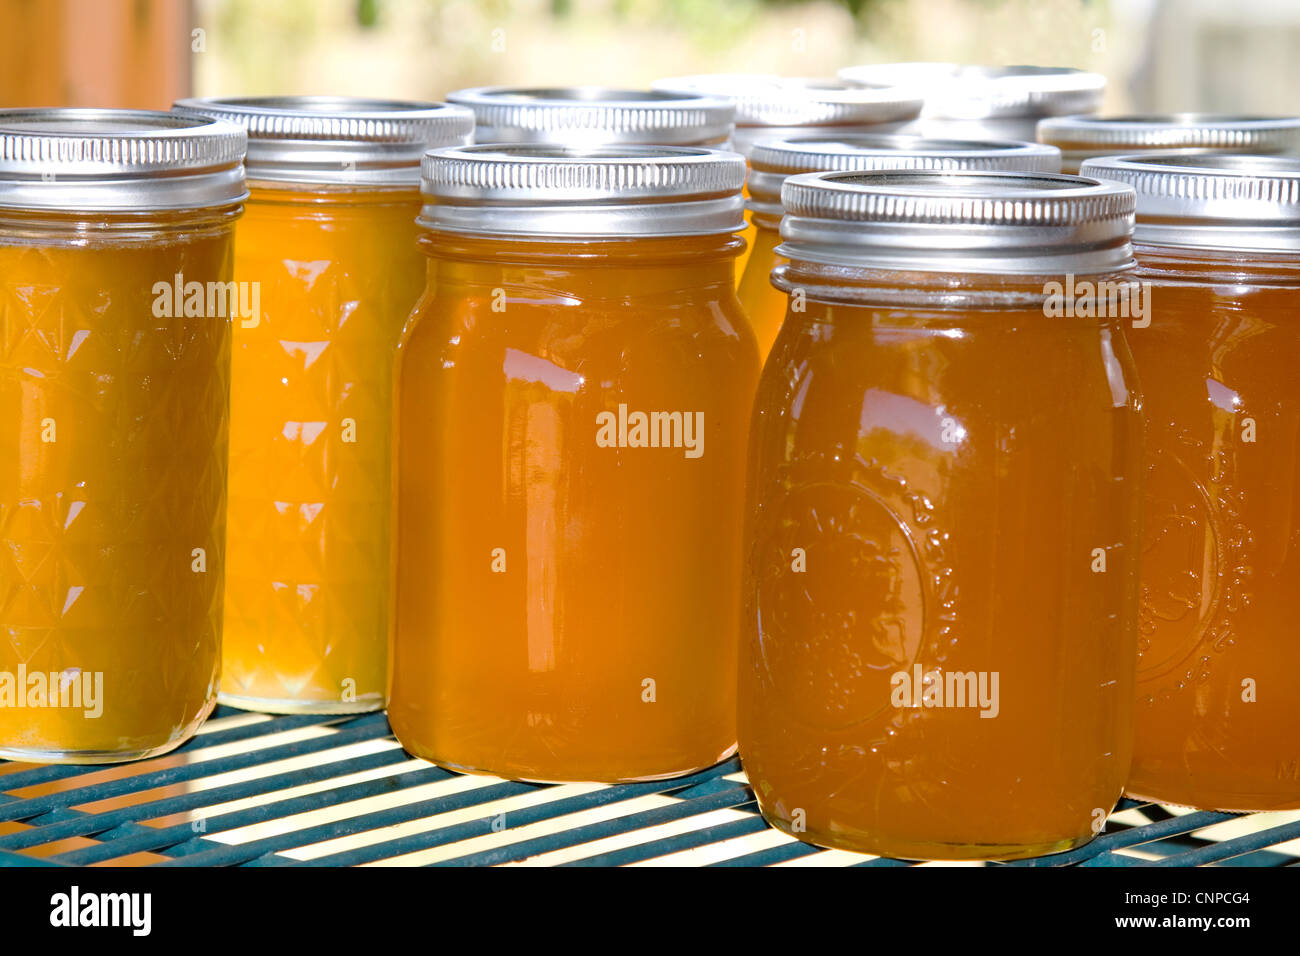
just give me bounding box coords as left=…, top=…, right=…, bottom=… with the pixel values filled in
left=746, top=132, right=1062, bottom=225
left=1082, top=151, right=1300, bottom=252
left=0, top=107, right=247, bottom=212
left=777, top=167, right=1135, bottom=275
left=837, top=63, right=1106, bottom=121
left=446, top=86, right=734, bottom=147
left=173, top=96, right=473, bottom=186
left=419, top=143, right=747, bottom=238
left=650, top=74, right=923, bottom=129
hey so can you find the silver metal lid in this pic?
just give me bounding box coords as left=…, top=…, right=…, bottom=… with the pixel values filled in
left=1080, top=152, right=1300, bottom=253
left=651, top=74, right=923, bottom=157
left=651, top=74, right=923, bottom=127
left=777, top=168, right=1135, bottom=275
left=839, top=63, right=1106, bottom=120
left=747, top=133, right=1062, bottom=227
left=444, top=87, right=734, bottom=147
left=172, top=96, right=474, bottom=186
left=419, top=144, right=747, bottom=239
left=0, top=108, right=246, bottom=212
left=1040, top=114, right=1300, bottom=172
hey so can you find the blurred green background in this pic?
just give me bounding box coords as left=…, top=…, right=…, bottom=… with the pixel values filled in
left=3, top=0, right=1299, bottom=115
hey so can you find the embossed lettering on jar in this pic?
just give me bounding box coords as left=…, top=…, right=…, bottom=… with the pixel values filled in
left=1083, top=153, right=1300, bottom=812
left=173, top=96, right=473, bottom=714
left=392, top=145, right=758, bottom=783
left=0, top=109, right=247, bottom=763
left=740, top=168, right=1143, bottom=860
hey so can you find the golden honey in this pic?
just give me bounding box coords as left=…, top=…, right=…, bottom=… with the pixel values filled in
left=1082, top=153, right=1300, bottom=811
left=0, top=109, right=245, bottom=762
left=219, top=184, right=424, bottom=711
left=390, top=146, right=757, bottom=782
left=739, top=169, right=1143, bottom=859
left=172, top=97, right=473, bottom=713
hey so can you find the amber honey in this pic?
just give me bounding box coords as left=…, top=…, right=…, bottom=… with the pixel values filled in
left=219, top=184, right=424, bottom=712
left=172, top=96, right=473, bottom=713
left=1082, top=154, right=1300, bottom=812
left=391, top=145, right=756, bottom=782
left=740, top=169, right=1142, bottom=859
left=1125, top=251, right=1300, bottom=811
left=0, top=109, right=245, bottom=762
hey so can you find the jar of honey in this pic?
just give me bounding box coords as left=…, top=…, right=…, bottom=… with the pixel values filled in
left=445, top=86, right=734, bottom=146
left=0, top=109, right=247, bottom=762
left=1081, top=153, right=1300, bottom=812
left=172, top=97, right=473, bottom=714
left=1041, top=114, right=1300, bottom=173
left=652, top=75, right=923, bottom=282
left=392, top=144, right=757, bottom=783
left=839, top=64, right=1105, bottom=143
left=741, top=133, right=1062, bottom=360
left=741, top=168, right=1142, bottom=859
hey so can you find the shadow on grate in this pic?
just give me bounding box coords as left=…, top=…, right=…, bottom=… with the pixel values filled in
left=1, top=708, right=1297, bottom=867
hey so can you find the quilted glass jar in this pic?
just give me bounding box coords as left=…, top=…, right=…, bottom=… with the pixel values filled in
left=173, top=97, right=473, bottom=713
left=0, top=109, right=246, bottom=762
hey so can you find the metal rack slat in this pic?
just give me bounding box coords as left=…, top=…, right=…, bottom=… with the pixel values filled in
left=1, top=709, right=1296, bottom=868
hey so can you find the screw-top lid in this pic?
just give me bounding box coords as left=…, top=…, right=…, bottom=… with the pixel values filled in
left=651, top=74, right=923, bottom=157
left=651, top=74, right=923, bottom=127
left=0, top=108, right=247, bottom=212
left=839, top=63, right=1105, bottom=119
left=1081, top=152, right=1300, bottom=253
left=1040, top=114, right=1300, bottom=172
left=777, top=168, right=1135, bottom=275
left=419, top=143, right=747, bottom=238
left=172, top=96, right=474, bottom=186
left=444, top=87, right=734, bottom=147
left=747, top=133, right=1062, bottom=227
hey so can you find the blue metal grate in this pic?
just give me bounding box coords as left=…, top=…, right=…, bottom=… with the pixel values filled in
left=2, top=707, right=1297, bottom=867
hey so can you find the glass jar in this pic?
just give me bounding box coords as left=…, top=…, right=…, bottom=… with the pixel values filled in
left=0, top=109, right=246, bottom=762
left=740, top=168, right=1143, bottom=859
left=652, top=75, right=923, bottom=283
left=740, top=133, right=1061, bottom=360
left=1041, top=114, right=1300, bottom=173
left=172, top=97, right=473, bottom=714
left=839, top=64, right=1106, bottom=142
left=1082, top=153, right=1300, bottom=811
left=392, top=145, right=758, bottom=783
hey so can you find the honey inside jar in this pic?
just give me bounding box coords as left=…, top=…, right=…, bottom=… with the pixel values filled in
left=1083, top=153, right=1300, bottom=811
left=391, top=145, right=757, bottom=782
left=738, top=134, right=1061, bottom=361
left=0, top=109, right=245, bottom=762
left=219, top=184, right=425, bottom=710
left=739, top=169, right=1143, bottom=859
left=172, top=96, right=473, bottom=713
